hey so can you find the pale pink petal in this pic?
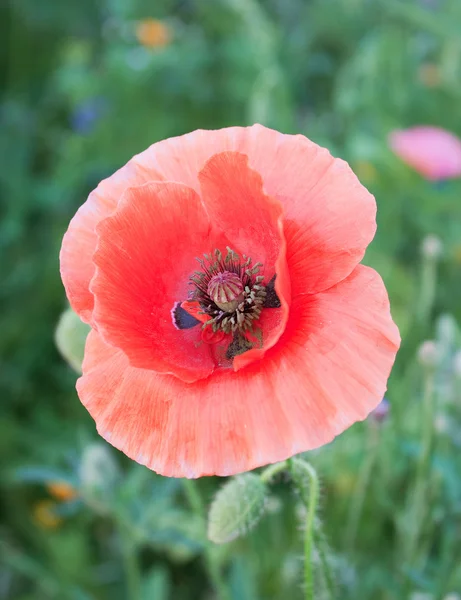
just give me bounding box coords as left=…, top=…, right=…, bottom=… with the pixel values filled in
left=389, top=126, right=461, bottom=180
left=77, top=265, right=399, bottom=478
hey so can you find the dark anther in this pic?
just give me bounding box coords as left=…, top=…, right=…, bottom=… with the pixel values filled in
left=226, top=331, right=253, bottom=360
left=263, top=275, right=281, bottom=308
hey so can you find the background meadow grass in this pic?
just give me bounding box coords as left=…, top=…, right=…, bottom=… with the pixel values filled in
left=1, top=0, right=461, bottom=598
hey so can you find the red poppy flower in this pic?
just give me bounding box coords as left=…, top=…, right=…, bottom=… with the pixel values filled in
left=60, top=125, right=400, bottom=478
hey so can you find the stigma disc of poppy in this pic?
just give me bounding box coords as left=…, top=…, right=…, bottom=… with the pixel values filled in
left=61, top=125, right=400, bottom=478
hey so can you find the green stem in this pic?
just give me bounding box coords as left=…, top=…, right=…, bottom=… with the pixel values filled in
left=182, top=476, right=205, bottom=515
left=378, top=0, right=459, bottom=39
left=290, top=458, right=320, bottom=600
left=417, top=255, right=437, bottom=326
left=260, top=460, right=287, bottom=483
left=343, top=424, right=379, bottom=552
left=314, top=529, right=335, bottom=599
left=118, top=520, right=141, bottom=600
left=403, top=370, right=435, bottom=565
left=182, top=479, right=230, bottom=600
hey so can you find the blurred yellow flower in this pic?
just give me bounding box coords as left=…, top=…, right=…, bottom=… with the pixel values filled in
left=419, top=63, right=441, bottom=88
left=47, top=481, right=78, bottom=502
left=353, top=161, right=377, bottom=185
left=334, top=473, right=357, bottom=495
left=33, top=500, right=62, bottom=529
left=453, top=244, right=461, bottom=264
left=136, top=18, right=171, bottom=49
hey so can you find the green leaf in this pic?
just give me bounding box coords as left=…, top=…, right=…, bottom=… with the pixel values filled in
left=207, top=473, right=267, bottom=544
left=55, top=307, right=90, bottom=373
left=229, top=557, right=259, bottom=600
left=143, top=510, right=204, bottom=562
left=141, top=566, right=171, bottom=600
left=9, top=466, right=73, bottom=485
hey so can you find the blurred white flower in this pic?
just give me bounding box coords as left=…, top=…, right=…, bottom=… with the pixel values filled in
left=434, top=413, right=449, bottom=434
left=79, top=442, right=120, bottom=494
left=417, top=340, right=440, bottom=368
left=421, top=234, right=443, bottom=260
left=452, top=350, right=461, bottom=378
left=436, top=314, right=458, bottom=348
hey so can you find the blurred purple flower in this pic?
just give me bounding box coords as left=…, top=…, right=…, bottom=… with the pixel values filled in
left=370, top=398, right=390, bottom=423
left=71, top=98, right=107, bottom=134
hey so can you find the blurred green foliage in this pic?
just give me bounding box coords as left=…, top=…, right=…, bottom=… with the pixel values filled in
left=1, top=0, right=461, bottom=599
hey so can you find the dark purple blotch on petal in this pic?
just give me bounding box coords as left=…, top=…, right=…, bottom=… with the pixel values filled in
left=171, top=302, right=200, bottom=330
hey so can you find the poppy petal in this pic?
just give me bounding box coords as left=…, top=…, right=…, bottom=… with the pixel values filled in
left=281, top=158, right=376, bottom=297
left=90, top=181, right=229, bottom=383
left=142, top=125, right=377, bottom=294
left=198, top=152, right=284, bottom=276
left=61, top=125, right=376, bottom=324
left=60, top=160, right=165, bottom=323
left=78, top=265, right=399, bottom=478
left=198, top=151, right=290, bottom=369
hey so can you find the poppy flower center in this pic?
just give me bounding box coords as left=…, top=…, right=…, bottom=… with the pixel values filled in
left=171, top=248, right=281, bottom=361
left=190, top=248, right=267, bottom=335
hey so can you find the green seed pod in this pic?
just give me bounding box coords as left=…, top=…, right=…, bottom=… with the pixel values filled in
left=207, top=473, right=267, bottom=544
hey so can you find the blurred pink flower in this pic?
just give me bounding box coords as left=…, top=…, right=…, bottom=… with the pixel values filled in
left=389, top=126, right=461, bottom=180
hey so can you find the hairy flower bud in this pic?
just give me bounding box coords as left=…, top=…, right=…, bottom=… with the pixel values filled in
left=207, top=473, right=267, bottom=544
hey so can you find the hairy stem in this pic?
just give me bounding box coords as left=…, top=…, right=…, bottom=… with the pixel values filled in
left=260, top=460, right=288, bottom=483
left=290, top=458, right=320, bottom=600
left=314, top=528, right=335, bottom=599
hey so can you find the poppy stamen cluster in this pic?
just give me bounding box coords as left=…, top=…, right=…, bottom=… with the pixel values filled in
left=172, top=247, right=281, bottom=361
left=189, top=247, right=272, bottom=335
